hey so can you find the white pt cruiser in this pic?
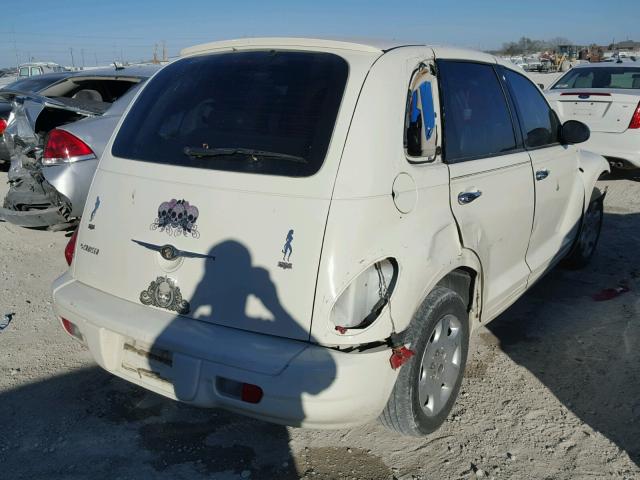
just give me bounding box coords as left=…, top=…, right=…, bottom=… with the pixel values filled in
left=52, top=38, right=609, bottom=436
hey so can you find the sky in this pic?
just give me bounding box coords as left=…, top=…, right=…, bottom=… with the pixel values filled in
left=1, top=0, right=638, bottom=68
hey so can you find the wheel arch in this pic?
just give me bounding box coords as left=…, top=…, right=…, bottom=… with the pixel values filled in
left=577, top=149, right=610, bottom=213
left=424, top=249, right=484, bottom=335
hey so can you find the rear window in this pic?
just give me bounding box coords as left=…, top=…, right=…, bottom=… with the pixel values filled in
left=112, top=51, right=349, bottom=177
left=552, top=67, right=640, bottom=90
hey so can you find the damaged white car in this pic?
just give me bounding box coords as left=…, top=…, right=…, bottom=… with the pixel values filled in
left=52, top=38, right=609, bottom=436
left=0, top=65, right=160, bottom=229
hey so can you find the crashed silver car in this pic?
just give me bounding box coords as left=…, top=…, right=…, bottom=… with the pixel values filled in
left=0, top=65, right=160, bottom=229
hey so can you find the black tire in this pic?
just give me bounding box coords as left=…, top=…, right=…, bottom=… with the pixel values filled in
left=380, top=286, right=469, bottom=436
left=563, top=195, right=603, bottom=269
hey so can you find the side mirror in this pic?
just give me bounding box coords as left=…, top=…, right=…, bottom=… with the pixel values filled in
left=561, top=120, right=590, bottom=144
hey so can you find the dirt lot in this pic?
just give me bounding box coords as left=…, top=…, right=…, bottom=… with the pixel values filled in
left=0, top=168, right=639, bottom=480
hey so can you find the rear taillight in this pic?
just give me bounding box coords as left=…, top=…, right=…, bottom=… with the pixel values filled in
left=629, top=102, right=640, bottom=130
left=65, top=230, right=78, bottom=266
left=0, top=118, right=7, bottom=135
left=42, top=129, right=96, bottom=165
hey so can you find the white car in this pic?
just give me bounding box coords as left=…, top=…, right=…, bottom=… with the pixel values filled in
left=51, top=38, right=608, bottom=436
left=546, top=62, right=640, bottom=169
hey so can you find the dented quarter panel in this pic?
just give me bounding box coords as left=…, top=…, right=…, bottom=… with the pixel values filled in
left=311, top=47, right=469, bottom=346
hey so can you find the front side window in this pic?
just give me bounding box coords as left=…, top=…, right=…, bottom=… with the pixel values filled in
left=30, top=67, right=42, bottom=76
left=438, top=61, right=517, bottom=163
left=18, top=67, right=29, bottom=77
left=112, top=51, right=349, bottom=177
left=552, top=66, right=640, bottom=90
left=504, top=69, right=560, bottom=148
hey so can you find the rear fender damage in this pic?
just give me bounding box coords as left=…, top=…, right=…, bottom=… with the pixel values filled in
left=0, top=93, right=94, bottom=227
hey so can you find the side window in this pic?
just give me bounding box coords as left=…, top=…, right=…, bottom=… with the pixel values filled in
left=19, top=67, right=29, bottom=77
left=405, top=67, right=438, bottom=160
left=438, top=61, right=517, bottom=163
left=30, top=67, right=42, bottom=76
left=504, top=69, right=560, bottom=148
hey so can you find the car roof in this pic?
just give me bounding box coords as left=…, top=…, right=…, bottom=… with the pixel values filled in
left=179, top=37, right=504, bottom=68
left=571, top=61, right=640, bottom=69
left=18, top=62, right=62, bottom=68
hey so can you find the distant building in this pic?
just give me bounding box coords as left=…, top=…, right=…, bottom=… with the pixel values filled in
left=609, top=40, right=640, bottom=51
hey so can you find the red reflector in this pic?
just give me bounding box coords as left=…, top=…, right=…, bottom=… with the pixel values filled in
left=43, top=129, right=95, bottom=162
left=390, top=346, right=415, bottom=370
left=241, top=383, right=263, bottom=404
left=0, top=118, right=7, bottom=135
left=65, top=229, right=78, bottom=266
left=629, top=102, right=640, bottom=130
left=60, top=317, right=83, bottom=341
left=61, top=317, right=74, bottom=335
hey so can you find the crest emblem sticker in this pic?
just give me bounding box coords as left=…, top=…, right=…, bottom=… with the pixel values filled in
left=151, top=199, right=200, bottom=238
left=277, top=229, right=294, bottom=270
left=140, top=276, right=190, bottom=314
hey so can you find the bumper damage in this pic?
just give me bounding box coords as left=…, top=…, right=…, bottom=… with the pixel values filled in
left=0, top=92, right=94, bottom=228
left=52, top=273, right=398, bottom=429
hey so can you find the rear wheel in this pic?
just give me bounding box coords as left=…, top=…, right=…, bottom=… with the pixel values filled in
left=380, top=286, right=469, bottom=436
left=563, top=195, right=603, bottom=269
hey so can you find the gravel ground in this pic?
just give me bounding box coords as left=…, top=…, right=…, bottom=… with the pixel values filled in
left=0, top=168, right=639, bottom=480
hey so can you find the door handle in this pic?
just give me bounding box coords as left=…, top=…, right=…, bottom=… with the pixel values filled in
left=536, top=169, right=550, bottom=181
left=458, top=190, right=482, bottom=205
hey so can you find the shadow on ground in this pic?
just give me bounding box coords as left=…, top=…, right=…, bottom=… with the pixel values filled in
left=0, top=367, right=305, bottom=479
left=487, top=211, right=640, bottom=466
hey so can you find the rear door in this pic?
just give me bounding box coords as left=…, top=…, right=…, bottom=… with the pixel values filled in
left=71, top=49, right=370, bottom=341
left=438, top=60, right=535, bottom=320
left=503, top=68, right=585, bottom=281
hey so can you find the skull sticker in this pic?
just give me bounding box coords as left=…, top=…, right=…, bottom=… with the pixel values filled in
left=140, top=276, right=190, bottom=314
left=151, top=199, right=200, bottom=238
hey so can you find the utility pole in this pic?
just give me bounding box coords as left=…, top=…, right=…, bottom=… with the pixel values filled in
left=81, top=48, right=85, bottom=69
left=11, top=25, right=19, bottom=69
left=69, top=47, right=75, bottom=69
left=153, top=43, right=158, bottom=64
left=162, top=40, right=167, bottom=62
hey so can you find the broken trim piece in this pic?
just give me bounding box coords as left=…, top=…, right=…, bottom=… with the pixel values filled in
left=0, top=205, right=70, bottom=228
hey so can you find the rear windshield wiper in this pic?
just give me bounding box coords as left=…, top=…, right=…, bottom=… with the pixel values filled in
left=183, top=146, right=307, bottom=164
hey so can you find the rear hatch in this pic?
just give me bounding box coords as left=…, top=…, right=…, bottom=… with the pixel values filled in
left=71, top=48, right=374, bottom=341
left=547, top=89, right=639, bottom=133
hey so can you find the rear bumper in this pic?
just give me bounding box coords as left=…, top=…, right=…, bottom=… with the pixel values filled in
left=52, top=273, right=398, bottom=429
left=580, top=130, right=640, bottom=167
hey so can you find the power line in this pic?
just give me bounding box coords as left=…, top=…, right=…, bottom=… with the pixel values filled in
left=0, top=31, right=214, bottom=41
